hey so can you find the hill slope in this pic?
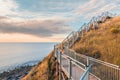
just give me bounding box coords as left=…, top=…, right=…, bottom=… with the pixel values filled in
left=72, top=16, right=120, bottom=66
left=22, top=52, right=59, bottom=80
left=22, top=16, right=120, bottom=80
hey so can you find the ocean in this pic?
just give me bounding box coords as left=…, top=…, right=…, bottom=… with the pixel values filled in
left=0, top=42, right=57, bottom=73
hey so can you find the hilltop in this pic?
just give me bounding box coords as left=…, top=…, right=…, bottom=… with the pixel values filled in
left=72, top=16, right=120, bottom=66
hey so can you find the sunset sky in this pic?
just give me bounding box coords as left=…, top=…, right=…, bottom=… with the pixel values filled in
left=0, top=0, right=120, bottom=42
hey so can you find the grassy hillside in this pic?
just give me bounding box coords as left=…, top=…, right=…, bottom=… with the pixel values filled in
left=22, top=52, right=59, bottom=80
left=22, top=16, right=120, bottom=80
left=72, top=16, right=120, bottom=66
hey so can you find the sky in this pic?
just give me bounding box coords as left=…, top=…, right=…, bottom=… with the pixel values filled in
left=0, top=0, right=120, bottom=42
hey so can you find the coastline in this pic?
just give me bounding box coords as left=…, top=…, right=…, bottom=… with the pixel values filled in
left=0, top=65, right=34, bottom=80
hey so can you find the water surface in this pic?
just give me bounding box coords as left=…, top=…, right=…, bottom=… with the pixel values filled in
left=0, top=42, right=57, bottom=73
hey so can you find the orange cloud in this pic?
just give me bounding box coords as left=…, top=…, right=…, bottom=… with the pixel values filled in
left=0, top=33, right=64, bottom=42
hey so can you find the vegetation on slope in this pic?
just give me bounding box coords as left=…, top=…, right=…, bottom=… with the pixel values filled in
left=22, top=52, right=59, bottom=80
left=72, top=16, right=120, bottom=66
left=23, top=16, right=120, bottom=80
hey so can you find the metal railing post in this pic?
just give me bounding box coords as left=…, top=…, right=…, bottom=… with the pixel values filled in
left=81, top=29, right=83, bottom=37
left=61, top=43, right=63, bottom=49
left=56, top=49, right=58, bottom=60
left=87, top=57, right=89, bottom=67
left=69, top=59, right=72, bottom=80
left=75, top=52, right=77, bottom=60
left=55, top=47, right=59, bottom=78
left=60, top=52, right=62, bottom=66
left=86, top=57, right=90, bottom=80
left=59, top=52, right=62, bottom=80
left=54, top=45, right=56, bottom=57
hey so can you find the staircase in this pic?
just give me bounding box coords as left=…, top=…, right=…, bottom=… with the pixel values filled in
left=54, top=12, right=120, bottom=80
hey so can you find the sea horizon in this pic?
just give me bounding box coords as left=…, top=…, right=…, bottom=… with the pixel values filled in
left=0, top=42, right=58, bottom=73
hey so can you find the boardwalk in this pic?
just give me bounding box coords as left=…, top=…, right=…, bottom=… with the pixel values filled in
left=55, top=12, right=120, bottom=80
left=60, top=53, right=100, bottom=80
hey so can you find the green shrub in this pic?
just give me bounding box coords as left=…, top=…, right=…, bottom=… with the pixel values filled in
left=114, top=58, right=120, bottom=66
left=75, top=47, right=88, bottom=54
left=91, top=50, right=101, bottom=59
left=111, top=28, right=119, bottom=34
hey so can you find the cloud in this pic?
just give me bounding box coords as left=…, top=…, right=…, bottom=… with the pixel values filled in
left=76, top=0, right=120, bottom=18
left=0, top=17, right=71, bottom=37
left=0, top=0, right=73, bottom=40
left=0, top=0, right=18, bottom=16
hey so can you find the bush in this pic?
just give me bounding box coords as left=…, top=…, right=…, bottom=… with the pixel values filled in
left=91, top=50, right=101, bottom=59
left=114, top=58, right=120, bottom=66
left=75, top=47, right=88, bottom=54
left=111, top=28, right=119, bottom=34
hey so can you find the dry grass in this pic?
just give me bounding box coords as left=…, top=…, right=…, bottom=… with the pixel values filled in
left=22, top=16, right=120, bottom=80
left=22, top=51, right=59, bottom=80
left=72, top=16, right=120, bottom=66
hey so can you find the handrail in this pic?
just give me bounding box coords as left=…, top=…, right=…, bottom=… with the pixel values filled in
left=55, top=12, right=118, bottom=80
left=80, top=64, right=92, bottom=80
left=62, top=12, right=116, bottom=48
left=62, top=54, right=86, bottom=68
left=62, top=31, right=75, bottom=43
left=65, top=41, right=120, bottom=69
